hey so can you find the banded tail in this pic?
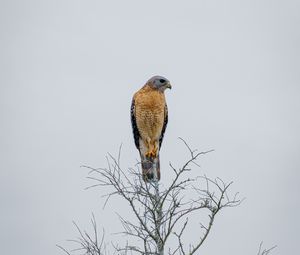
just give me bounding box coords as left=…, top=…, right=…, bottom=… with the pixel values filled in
left=141, top=155, right=160, bottom=182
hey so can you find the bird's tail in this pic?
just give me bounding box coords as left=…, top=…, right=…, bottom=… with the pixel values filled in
left=141, top=155, right=160, bottom=182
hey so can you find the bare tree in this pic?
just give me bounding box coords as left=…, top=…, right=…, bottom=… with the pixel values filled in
left=58, top=139, right=273, bottom=255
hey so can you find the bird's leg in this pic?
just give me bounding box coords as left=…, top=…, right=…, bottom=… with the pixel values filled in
left=146, top=141, right=158, bottom=159
left=145, top=138, right=154, bottom=159
left=151, top=141, right=159, bottom=158
left=145, top=139, right=159, bottom=159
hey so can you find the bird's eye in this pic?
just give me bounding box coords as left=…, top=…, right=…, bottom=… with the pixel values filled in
left=159, top=79, right=166, bottom=83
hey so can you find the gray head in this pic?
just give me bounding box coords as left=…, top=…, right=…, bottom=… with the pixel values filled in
left=147, top=75, right=172, bottom=91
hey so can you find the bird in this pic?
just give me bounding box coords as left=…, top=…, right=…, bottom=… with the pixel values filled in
left=131, top=75, right=172, bottom=182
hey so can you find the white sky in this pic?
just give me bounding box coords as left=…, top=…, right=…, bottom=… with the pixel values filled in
left=1, top=0, right=299, bottom=254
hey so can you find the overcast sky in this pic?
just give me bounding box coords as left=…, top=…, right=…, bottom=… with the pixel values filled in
left=1, top=0, right=299, bottom=254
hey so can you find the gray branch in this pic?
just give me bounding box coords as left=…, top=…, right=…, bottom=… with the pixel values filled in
left=58, top=139, right=274, bottom=255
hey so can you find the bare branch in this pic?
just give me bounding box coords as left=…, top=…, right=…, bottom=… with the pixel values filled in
left=257, top=242, right=277, bottom=255
left=60, top=139, right=247, bottom=255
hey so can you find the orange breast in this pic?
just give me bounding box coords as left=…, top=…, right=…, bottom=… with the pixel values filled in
left=134, top=88, right=166, bottom=141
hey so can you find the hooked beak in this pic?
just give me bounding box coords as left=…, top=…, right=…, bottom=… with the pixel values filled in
left=166, top=82, right=172, bottom=89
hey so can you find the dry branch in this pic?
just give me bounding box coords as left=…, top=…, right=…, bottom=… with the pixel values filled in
left=58, top=139, right=273, bottom=255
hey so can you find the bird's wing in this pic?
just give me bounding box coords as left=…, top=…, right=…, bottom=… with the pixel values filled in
left=131, top=97, right=140, bottom=150
left=159, top=103, right=168, bottom=150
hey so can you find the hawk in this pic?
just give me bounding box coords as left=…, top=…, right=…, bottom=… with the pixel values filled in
left=131, top=76, right=172, bottom=181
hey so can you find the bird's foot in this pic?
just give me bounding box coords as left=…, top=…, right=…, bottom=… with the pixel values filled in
left=145, top=151, right=152, bottom=159
left=152, top=147, right=158, bottom=158
left=146, top=148, right=158, bottom=159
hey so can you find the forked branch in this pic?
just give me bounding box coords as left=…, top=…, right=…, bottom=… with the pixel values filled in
left=59, top=139, right=272, bottom=255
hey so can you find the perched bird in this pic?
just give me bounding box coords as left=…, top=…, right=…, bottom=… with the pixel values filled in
left=131, top=76, right=172, bottom=181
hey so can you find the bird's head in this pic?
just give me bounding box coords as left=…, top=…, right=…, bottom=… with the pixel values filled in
left=147, top=75, right=172, bottom=92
